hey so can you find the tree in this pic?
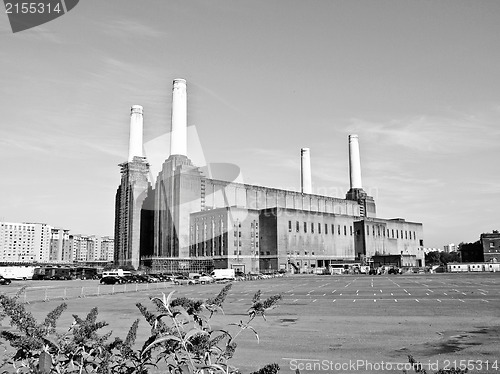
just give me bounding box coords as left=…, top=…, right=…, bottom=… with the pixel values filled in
left=458, top=241, right=484, bottom=263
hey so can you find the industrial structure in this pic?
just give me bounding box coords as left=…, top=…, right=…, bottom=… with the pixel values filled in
left=114, top=79, right=425, bottom=273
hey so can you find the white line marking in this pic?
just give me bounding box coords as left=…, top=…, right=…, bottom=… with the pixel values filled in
left=482, top=299, right=489, bottom=303
left=293, top=299, right=298, bottom=303
left=332, top=299, right=336, bottom=303
left=415, top=299, right=419, bottom=303
left=436, top=299, right=441, bottom=302
left=458, top=299, right=465, bottom=303
left=395, top=299, right=398, bottom=302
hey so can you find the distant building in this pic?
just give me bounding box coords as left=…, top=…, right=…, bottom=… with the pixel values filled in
left=480, top=231, right=500, bottom=262
left=101, top=236, right=114, bottom=262
left=0, top=222, right=51, bottom=263
left=50, top=228, right=70, bottom=263
left=443, top=243, right=457, bottom=253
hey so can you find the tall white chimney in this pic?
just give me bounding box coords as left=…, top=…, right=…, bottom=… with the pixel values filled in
left=301, top=147, right=312, bottom=194
left=348, top=134, right=363, bottom=189
left=170, top=78, right=187, bottom=156
left=128, top=105, right=144, bottom=162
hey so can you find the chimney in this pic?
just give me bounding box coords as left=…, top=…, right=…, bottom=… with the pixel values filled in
left=128, top=105, right=144, bottom=162
left=170, top=78, right=187, bottom=156
left=348, top=134, right=363, bottom=189
left=301, top=147, right=312, bottom=194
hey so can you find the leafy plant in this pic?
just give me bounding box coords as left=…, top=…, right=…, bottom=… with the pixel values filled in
left=0, top=284, right=283, bottom=374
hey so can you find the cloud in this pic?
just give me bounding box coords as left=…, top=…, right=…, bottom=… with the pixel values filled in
left=346, top=111, right=499, bottom=154
left=103, top=19, right=165, bottom=39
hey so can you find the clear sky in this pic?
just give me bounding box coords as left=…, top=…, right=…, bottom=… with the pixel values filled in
left=1, top=1, right=499, bottom=248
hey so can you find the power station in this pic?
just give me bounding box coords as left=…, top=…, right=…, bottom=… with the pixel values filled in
left=114, top=79, right=424, bottom=273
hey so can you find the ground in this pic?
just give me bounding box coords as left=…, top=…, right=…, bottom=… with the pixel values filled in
left=1, top=273, right=499, bottom=373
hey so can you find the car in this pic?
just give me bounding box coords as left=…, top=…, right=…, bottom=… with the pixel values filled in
left=100, top=276, right=123, bottom=285
left=387, top=268, right=401, bottom=275
left=0, top=275, right=12, bottom=285
left=172, top=275, right=196, bottom=285
left=197, top=275, right=214, bottom=284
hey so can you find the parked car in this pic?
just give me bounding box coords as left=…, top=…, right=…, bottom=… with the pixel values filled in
left=100, top=276, right=123, bottom=285
left=197, top=275, right=214, bottom=284
left=388, top=267, right=402, bottom=275
left=0, top=275, right=12, bottom=285
left=172, top=275, right=196, bottom=285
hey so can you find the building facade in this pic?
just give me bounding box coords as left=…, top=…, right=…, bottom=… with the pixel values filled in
left=0, top=222, right=52, bottom=263
left=114, top=79, right=425, bottom=273
left=480, top=231, right=500, bottom=262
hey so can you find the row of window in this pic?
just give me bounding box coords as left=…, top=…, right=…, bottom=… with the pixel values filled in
left=288, top=221, right=352, bottom=236
left=366, top=225, right=417, bottom=240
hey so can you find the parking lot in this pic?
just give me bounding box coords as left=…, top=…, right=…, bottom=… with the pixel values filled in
left=2, top=273, right=500, bottom=373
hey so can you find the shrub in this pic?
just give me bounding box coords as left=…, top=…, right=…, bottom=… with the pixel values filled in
left=0, top=285, right=282, bottom=374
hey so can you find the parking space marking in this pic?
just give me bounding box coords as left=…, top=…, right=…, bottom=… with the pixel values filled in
left=353, top=299, right=356, bottom=303
left=458, top=299, right=465, bottom=303
left=427, top=289, right=434, bottom=293
left=415, top=299, right=419, bottom=303
left=436, top=299, right=441, bottom=302
left=293, top=299, right=298, bottom=303
left=332, top=290, right=336, bottom=294
left=332, top=299, right=336, bottom=303
left=443, top=292, right=448, bottom=296
left=481, top=299, right=489, bottom=303
left=312, top=299, right=317, bottom=303
left=394, top=299, right=398, bottom=302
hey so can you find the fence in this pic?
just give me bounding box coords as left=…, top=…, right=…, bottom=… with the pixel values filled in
left=18, top=281, right=175, bottom=304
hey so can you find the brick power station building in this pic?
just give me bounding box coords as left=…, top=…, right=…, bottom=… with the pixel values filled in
left=114, top=79, right=424, bottom=274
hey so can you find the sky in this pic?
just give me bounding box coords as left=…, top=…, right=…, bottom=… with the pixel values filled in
left=0, top=0, right=499, bottom=249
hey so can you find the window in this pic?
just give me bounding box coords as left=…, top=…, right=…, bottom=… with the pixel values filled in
left=304, top=222, right=307, bottom=233
left=367, top=225, right=369, bottom=235
left=350, top=226, right=353, bottom=235
left=331, top=224, right=334, bottom=234
left=288, top=221, right=292, bottom=232
left=338, top=225, right=340, bottom=235
left=296, top=221, right=300, bottom=233
left=325, top=224, right=328, bottom=234
left=344, top=225, right=346, bottom=235
left=318, top=223, right=321, bottom=234
left=311, top=223, right=314, bottom=233
left=392, top=229, right=394, bottom=238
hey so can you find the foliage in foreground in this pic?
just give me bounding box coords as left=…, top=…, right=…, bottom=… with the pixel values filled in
left=0, top=285, right=282, bottom=374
